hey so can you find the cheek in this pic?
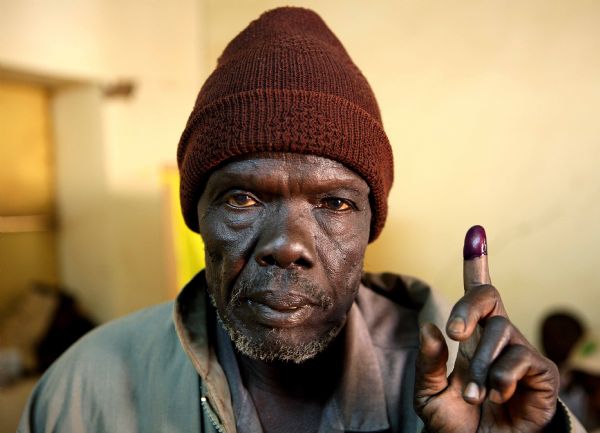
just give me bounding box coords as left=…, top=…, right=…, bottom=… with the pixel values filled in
left=319, top=208, right=370, bottom=254
left=316, top=210, right=371, bottom=293
left=317, top=206, right=371, bottom=241
left=199, top=207, right=260, bottom=302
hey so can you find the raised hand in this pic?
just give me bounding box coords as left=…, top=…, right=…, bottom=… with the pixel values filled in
left=414, top=225, right=560, bottom=433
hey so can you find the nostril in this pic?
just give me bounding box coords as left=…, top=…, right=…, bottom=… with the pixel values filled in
left=256, top=253, right=312, bottom=269
left=295, top=257, right=312, bottom=268
left=258, top=255, right=277, bottom=266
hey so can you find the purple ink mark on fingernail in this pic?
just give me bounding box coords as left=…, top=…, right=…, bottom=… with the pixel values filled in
left=463, top=225, right=487, bottom=260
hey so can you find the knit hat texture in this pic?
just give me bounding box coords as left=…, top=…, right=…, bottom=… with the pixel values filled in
left=177, top=6, right=393, bottom=241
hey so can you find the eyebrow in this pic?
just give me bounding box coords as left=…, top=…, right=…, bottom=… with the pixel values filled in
left=206, top=170, right=369, bottom=197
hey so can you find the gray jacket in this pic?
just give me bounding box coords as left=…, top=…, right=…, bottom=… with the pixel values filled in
left=18, top=272, right=584, bottom=432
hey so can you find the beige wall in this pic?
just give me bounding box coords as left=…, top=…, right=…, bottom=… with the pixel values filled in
left=0, top=0, right=204, bottom=321
left=1, top=0, right=599, bottom=342
left=201, top=0, right=600, bottom=342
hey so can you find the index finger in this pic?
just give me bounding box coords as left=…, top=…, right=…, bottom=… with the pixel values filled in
left=447, top=225, right=496, bottom=341
left=448, top=225, right=505, bottom=343
left=463, top=225, right=491, bottom=290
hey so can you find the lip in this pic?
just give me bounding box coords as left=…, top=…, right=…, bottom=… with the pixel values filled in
left=246, top=291, right=314, bottom=309
left=241, top=292, right=316, bottom=328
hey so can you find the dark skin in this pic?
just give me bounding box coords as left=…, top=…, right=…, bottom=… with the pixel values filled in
left=197, top=153, right=560, bottom=433
left=197, top=153, right=370, bottom=433
left=237, top=334, right=345, bottom=433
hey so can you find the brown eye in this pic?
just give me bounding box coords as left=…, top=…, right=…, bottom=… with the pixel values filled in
left=321, top=197, right=352, bottom=211
left=226, top=193, right=258, bottom=208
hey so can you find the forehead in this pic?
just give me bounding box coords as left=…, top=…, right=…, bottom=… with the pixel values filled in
left=205, top=153, right=370, bottom=193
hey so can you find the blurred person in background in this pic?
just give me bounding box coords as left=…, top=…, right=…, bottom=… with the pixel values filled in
left=565, top=332, right=600, bottom=432
left=541, top=311, right=586, bottom=387
left=541, top=311, right=600, bottom=432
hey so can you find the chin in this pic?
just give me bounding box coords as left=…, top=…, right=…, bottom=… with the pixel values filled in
left=219, top=311, right=344, bottom=364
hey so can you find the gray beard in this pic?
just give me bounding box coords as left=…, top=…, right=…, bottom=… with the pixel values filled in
left=209, top=293, right=343, bottom=364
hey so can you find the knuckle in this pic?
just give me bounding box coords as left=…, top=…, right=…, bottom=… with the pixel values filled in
left=483, top=283, right=498, bottom=294
left=472, top=283, right=498, bottom=298
left=481, top=284, right=502, bottom=306
left=547, top=358, right=560, bottom=376
left=468, top=284, right=501, bottom=310
left=489, top=367, right=515, bottom=389
left=509, top=343, right=530, bottom=360
left=486, top=315, right=510, bottom=332
left=547, top=362, right=560, bottom=388
left=487, top=315, right=508, bottom=326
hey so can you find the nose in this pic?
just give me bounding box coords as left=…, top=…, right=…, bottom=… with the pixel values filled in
left=255, top=207, right=315, bottom=270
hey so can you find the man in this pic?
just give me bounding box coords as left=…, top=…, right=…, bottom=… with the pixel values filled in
left=19, top=7, right=585, bottom=432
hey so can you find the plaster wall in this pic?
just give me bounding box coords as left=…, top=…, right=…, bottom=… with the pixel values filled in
left=202, top=0, right=600, bottom=342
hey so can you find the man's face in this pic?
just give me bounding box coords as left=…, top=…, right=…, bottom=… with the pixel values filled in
left=197, top=153, right=372, bottom=363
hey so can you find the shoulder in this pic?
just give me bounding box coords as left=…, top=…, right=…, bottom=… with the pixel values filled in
left=360, top=272, right=452, bottom=323
left=18, top=301, right=199, bottom=432
left=41, top=300, right=178, bottom=382
left=85, top=300, right=175, bottom=343
left=53, top=301, right=177, bottom=363
left=357, top=272, right=429, bottom=348
left=359, top=272, right=434, bottom=309
left=358, top=271, right=456, bottom=362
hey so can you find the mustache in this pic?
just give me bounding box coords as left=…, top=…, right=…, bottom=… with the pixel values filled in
left=229, top=270, right=333, bottom=310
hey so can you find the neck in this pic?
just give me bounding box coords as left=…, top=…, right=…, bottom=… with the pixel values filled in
left=236, top=329, right=345, bottom=400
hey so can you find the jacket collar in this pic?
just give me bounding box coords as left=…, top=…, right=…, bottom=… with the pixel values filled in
left=174, top=271, right=237, bottom=433
left=174, top=271, right=390, bottom=433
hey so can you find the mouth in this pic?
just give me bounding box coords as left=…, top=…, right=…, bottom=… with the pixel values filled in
left=240, top=292, right=317, bottom=328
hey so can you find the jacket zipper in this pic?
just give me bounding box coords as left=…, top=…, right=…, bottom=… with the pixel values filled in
left=201, top=395, right=228, bottom=433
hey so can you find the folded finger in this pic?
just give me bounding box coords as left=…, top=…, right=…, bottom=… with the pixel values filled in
left=487, top=344, right=533, bottom=404
left=462, top=316, right=513, bottom=404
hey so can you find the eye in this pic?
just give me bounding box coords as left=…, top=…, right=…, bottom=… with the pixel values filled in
left=321, top=197, right=354, bottom=211
left=225, top=193, right=258, bottom=208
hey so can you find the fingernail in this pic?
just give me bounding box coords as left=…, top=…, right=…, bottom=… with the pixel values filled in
left=463, top=225, right=487, bottom=260
left=489, top=389, right=502, bottom=404
left=448, top=317, right=466, bottom=334
left=463, top=382, right=480, bottom=402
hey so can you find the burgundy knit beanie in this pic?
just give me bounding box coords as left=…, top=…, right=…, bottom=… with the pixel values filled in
left=177, top=7, right=393, bottom=241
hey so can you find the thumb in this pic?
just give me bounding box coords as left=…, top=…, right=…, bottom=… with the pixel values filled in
left=414, top=323, right=449, bottom=407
